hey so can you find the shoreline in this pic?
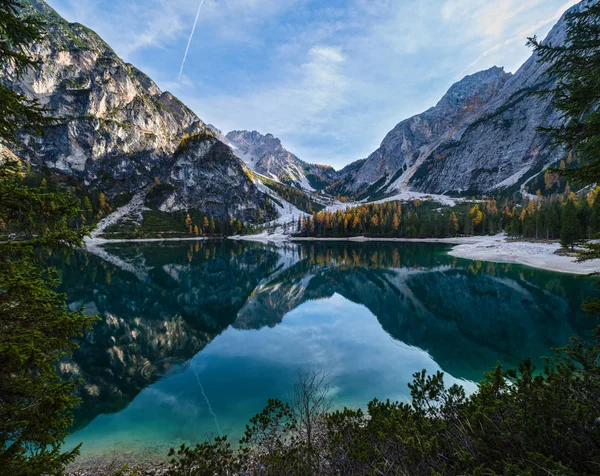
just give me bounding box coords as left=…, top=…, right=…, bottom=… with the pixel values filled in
left=82, top=234, right=600, bottom=276
left=237, top=233, right=600, bottom=275
left=230, top=234, right=483, bottom=245
left=69, top=462, right=167, bottom=476
left=85, top=236, right=210, bottom=245
left=447, top=238, right=600, bottom=276
left=290, top=236, right=485, bottom=245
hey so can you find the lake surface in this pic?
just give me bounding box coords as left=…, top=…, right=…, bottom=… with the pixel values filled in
left=56, top=240, right=597, bottom=465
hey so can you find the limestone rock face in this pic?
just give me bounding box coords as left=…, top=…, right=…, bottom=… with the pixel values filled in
left=5, top=0, right=592, bottom=211
left=2, top=0, right=268, bottom=220
left=340, top=1, right=586, bottom=198
left=341, top=67, right=512, bottom=196
left=159, top=138, right=268, bottom=222
left=226, top=130, right=339, bottom=191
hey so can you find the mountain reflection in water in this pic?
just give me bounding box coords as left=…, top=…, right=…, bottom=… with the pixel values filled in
left=55, top=241, right=596, bottom=462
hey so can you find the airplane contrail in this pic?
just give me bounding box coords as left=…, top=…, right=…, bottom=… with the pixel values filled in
left=178, top=0, right=206, bottom=81
left=191, top=364, right=222, bottom=436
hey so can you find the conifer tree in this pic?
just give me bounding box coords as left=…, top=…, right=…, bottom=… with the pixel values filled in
left=0, top=162, right=96, bottom=474
left=560, top=198, right=583, bottom=249
left=392, top=213, right=400, bottom=235
left=96, top=192, right=111, bottom=219
left=0, top=4, right=98, bottom=473
left=0, top=162, right=98, bottom=475
left=449, top=213, right=459, bottom=236
left=529, top=2, right=600, bottom=186
left=82, top=196, right=93, bottom=215
left=530, top=1, right=600, bottom=311
left=0, top=1, right=54, bottom=149
left=468, top=204, right=484, bottom=235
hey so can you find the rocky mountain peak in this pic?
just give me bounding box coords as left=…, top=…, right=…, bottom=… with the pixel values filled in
left=3, top=0, right=270, bottom=222
left=337, top=1, right=587, bottom=199
left=225, top=130, right=339, bottom=191
left=435, top=66, right=511, bottom=115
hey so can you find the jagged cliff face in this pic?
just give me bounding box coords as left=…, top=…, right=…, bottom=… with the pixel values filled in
left=3, top=0, right=586, bottom=214
left=157, top=138, right=268, bottom=221
left=340, top=3, right=579, bottom=198
left=226, top=130, right=338, bottom=191
left=1, top=0, right=267, bottom=220
left=340, top=67, right=512, bottom=196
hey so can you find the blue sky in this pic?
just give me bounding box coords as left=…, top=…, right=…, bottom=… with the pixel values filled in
left=48, top=0, right=579, bottom=169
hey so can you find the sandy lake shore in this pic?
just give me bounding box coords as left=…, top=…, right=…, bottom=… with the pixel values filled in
left=232, top=233, right=600, bottom=275
left=82, top=233, right=600, bottom=275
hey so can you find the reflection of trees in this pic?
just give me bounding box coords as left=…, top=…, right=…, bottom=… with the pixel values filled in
left=55, top=241, right=594, bottom=431
left=297, top=242, right=452, bottom=270
left=55, top=241, right=284, bottom=431
left=236, top=242, right=593, bottom=382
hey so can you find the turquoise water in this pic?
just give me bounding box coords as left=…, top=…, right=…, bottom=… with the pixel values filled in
left=56, top=241, right=597, bottom=464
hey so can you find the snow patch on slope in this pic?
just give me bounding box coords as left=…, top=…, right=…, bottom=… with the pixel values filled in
left=372, top=191, right=462, bottom=207
left=488, top=167, right=530, bottom=191
left=253, top=176, right=309, bottom=230
left=295, top=174, right=316, bottom=192
left=90, top=191, right=147, bottom=239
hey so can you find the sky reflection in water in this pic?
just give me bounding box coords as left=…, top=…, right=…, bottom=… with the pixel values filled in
left=58, top=241, right=595, bottom=463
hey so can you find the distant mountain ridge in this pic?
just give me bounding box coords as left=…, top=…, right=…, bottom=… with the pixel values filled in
left=226, top=130, right=339, bottom=191
left=1, top=0, right=592, bottom=227
left=335, top=2, right=587, bottom=199
left=225, top=0, right=582, bottom=202
left=335, top=66, right=512, bottom=196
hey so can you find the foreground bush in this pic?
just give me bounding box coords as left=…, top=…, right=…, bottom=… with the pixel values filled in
left=166, top=332, right=600, bottom=475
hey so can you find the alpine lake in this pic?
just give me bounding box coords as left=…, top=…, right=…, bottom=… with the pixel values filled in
left=56, top=240, right=598, bottom=465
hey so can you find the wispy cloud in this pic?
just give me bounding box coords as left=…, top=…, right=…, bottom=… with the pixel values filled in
left=194, top=44, right=349, bottom=135
left=178, top=0, right=206, bottom=80
left=456, top=0, right=580, bottom=78
left=47, top=0, right=580, bottom=168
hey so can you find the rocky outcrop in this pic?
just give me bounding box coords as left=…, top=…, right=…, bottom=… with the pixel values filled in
left=338, top=67, right=512, bottom=197
left=340, top=2, right=585, bottom=198
left=2, top=0, right=268, bottom=221
left=226, top=130, right=339, bottom=191
left=157, top=137, right=268, bottom=221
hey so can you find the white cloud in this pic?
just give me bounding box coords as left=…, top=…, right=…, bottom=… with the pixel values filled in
left=193, top=44, right=349, bottom=138
left=473, top=0, right=537, bottom=38
left=50, top=0, right=186, bottom=58
left=308, top=45, right=344, bottom=64
left=456, top=0, right=580, bottom=77
left=46, top=0, right=582, bottom=169
left=50, top=0, right=299, bottom=58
